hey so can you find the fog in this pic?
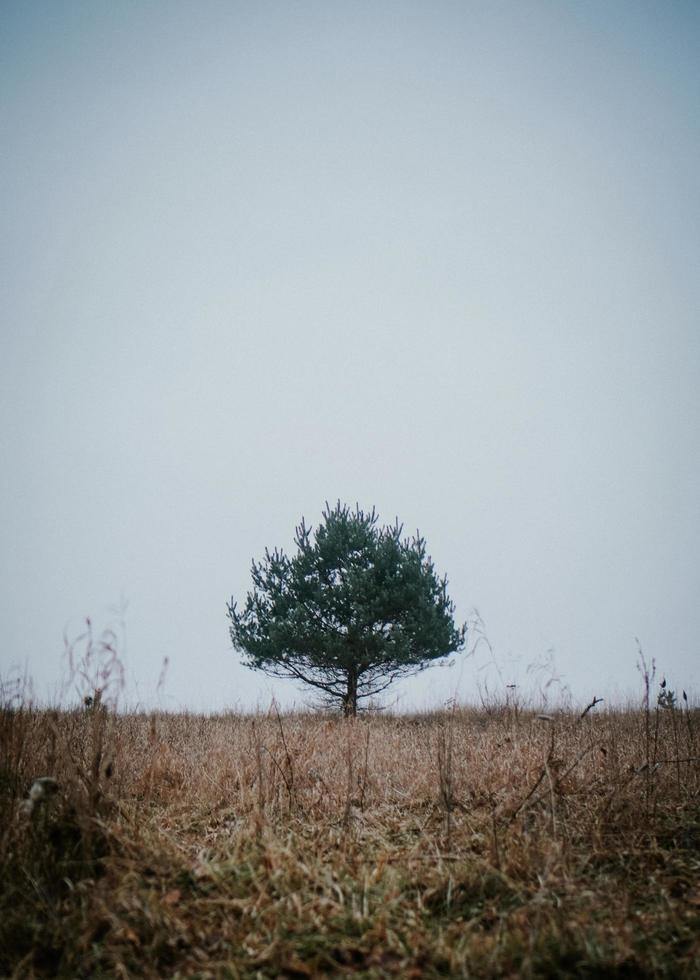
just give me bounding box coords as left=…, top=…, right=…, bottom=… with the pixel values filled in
left=2, top=1, right=699, bottom=711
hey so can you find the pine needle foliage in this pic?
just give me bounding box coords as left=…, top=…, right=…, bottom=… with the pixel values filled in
left=227, top=502, right=466, bottom=715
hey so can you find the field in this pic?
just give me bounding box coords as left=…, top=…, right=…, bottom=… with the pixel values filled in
left=2, top=690, right=699, bottom=978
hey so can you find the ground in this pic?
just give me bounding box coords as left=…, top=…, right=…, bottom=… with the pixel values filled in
left=1, top=701, right=699, bottom=978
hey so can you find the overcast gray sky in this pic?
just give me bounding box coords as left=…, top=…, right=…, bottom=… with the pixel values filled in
left=2, top=1, right=699, bottom=711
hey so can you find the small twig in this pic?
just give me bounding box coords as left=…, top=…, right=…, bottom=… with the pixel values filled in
left=558, top=743, right=601, bottom=784
left=262, top=746, right=293, bottom=800
left=543, top=748, right=558, bottom=838
left=436, top=707, right=455, bottom=848
left=357, top=724, right=371, bottom=811
left=507, top=768, right=546, bottom=825
left=638, top=756, right=700, bottom=767
left=580, top=696, right=604, bottom=719
left=491, top=807, right=502, bottom=870
left=272, top=701, right=295, bottom=812
left=342, top=734, right=355, bottom=829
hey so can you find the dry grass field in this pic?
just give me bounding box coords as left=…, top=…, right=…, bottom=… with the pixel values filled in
left=2, top=684, right=699, bottom=978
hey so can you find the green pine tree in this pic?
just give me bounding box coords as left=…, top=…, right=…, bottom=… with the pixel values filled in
left=227, top=502, right=466, bottom=716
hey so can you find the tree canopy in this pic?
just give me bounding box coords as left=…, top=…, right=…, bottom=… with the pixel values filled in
left=227, top=502, right=466, bottom=715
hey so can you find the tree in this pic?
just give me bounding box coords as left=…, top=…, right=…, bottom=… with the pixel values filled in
left=227, top=502, right=466, bottom=716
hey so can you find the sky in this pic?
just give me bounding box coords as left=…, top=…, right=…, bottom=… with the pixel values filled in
left=2, top=0, right=699, bottom=712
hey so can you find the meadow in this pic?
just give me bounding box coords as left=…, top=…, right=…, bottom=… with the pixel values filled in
left=1, top=680, right=699, bottom=978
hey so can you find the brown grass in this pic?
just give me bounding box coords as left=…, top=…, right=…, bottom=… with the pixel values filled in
left=1, top=693, right=699, bottom=978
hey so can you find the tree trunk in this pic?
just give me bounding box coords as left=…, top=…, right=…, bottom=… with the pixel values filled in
left=344, top=666, right=358, bottom=717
